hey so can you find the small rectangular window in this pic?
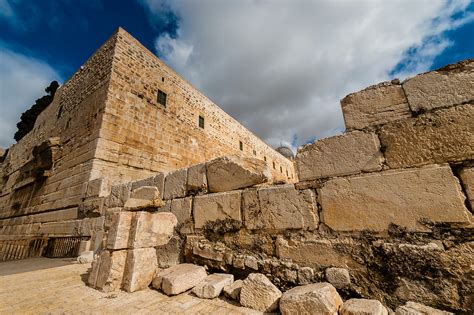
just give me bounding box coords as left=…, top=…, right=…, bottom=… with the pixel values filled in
left=199, top=116, right=205, bottom=128
left=162, top=77, right=165, bottom=82
left=157, top=89, right=167, bottom=106
left=239, top=141, right=243, bottom=151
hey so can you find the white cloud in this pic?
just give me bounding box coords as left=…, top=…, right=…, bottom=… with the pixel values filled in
left=0, top=44, right=61, bottom=148
left=141, top=0, right=472, bottom=150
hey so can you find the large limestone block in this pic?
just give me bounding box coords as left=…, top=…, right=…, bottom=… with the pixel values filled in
left=163, top=169, right=187, bottom=200
left=341, top=81, right=411, bottom=130
left=106, top=212, right=134, bottom=250
left=459, top=167, right=474, bottom=208
left=122, top=248, right=158, bottom=292
left=88, top=250, right=127, bottom=293
left=129, top=212, right=177, bottom=248
left=280, top=283, right=343, bottom=315
left=192, top=273, right=234, bottom=299
left=240, top=273, right=282, bottom=312
left=170, top=197, right=192, bottom=224
left=296, top=131, right=383, bottom=181
left=206, top=155, right=271, bottom=192
left=156, top=236, right=183, bottom=268
left=319, top=165, right=472, bottom=233
left=193, top=191, right=241, bottom=229
left=395, top=301, right=453, bottom=315
left=403, top=59, right=474, bottom=112
left=187, top=163, right=207, bottom=193
left=379, top=104, right=474, bottom=168
left=106, top=183, right=131, bottom=208
left=243, top=185, right=318, bottom=231
left=124, top=186, right=163, bottom=210
left=153, top=263, right=207, bottom=295
left=340, top=299, right=388, bottom=315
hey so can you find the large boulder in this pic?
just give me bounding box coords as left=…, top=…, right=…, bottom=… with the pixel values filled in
left=280, top=283, right=343, bottom=315
left=340, top=298, right=388, bottom=315
left=192, top=273, right=234, bottom=299
left=152, top=264, right=207, bottom=295
left=206, top=156, right=271, bottom=192
left=240, top=273, right=282, bottom=312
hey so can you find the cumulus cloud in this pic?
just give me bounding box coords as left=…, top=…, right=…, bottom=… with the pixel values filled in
left=141, top=0, right=472, bottom=150
left=0, top=43, right=61, bottom=148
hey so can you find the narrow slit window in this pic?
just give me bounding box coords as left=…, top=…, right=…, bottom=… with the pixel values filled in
left=239, top=141, right=243, bottom=151
left=280, top=166, right=283, bottom=173
left=157, top=89, right=167, bottom=106
left=273, top=162, right=276, bottom=169
left=162, top=77, right=165, bottom=82
left=264, top=156, right=267, bottom=161
left=199, top=116, right=205, bottom=128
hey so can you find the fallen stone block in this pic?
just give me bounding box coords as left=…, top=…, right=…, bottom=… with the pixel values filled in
left=124, top=186, right=163, bottom=210
left=379, top=104, right=474, bottom=168
left=122, top=248, right=158, bottom=293
left=403, top=59, right=474, bottom=112
left=340, top=298, right=388, bottom=315
left=459, top=167, right=474, bottom=209
left=395, top=301, right=453, bottom=315
left=163, top=169, right=187, bottom=200
left=296, top=131, right=383, bottom=181
left=193, top=191, right=241, bottom=229
left=192, top=273, right=234, bottom=299
left=88, top=250, right=127, bottom=293
left=223, top=279, right=243, bottom=300
left=240, top=273, right=282, bottom=312
left=106, top=212, right=134, bottom=250
left=153, top=264, right=207, bottom=295
left=319, top=165, right=472, bottom=233
left=129, top=212, right=177, bottom=248
left=187, top=163, right=207, bottom=193
left=325, top=267, right=351, bottom=289
left=341, top=81, right=411, bottom=130
left=280, top=282, right=343, bottom=315
left=243, top=185, right=318, bottom=231
left=206, top=155, right=271, bottom=192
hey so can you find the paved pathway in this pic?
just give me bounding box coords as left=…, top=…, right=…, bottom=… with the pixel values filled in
left=0, top=258, right=261, bottom=314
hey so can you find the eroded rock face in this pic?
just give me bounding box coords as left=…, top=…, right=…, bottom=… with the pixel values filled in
left=279, top=283, right=343, bottom=315
left=192, top=273, right=234, bottom=299
left=240, top=273, right=282, bottom=312
left=340, top=298, right=388, bottom=315
left=206, top=156, right=271, bottom=192
left=122, top=248, right=157, bottom=292
left=325, top=267, right=351, bottom=289
left=153, top=264, right=207, bottom=295
left=395, top=301, right=454, bottom=315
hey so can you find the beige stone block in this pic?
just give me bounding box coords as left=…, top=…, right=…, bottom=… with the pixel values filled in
left=163, top=169, right=187, bottom=200
left=154, top=263, right=207, bottom=295
left=341, top=82, right=411, bottom=130
left=403, top=59, right=474, bottom=112
left=170, top=197, right=192, bottom=224
left=223, top=279, right=243, bottom=300
left=340, top=298, right=388, bottom=315
left=192, top=245, right=225, bottom=262
left=379, top=104, right=474, bottom=168
left=106, top=183, right=131, bottom=208
left=395, top=301, right=453, bottom=315
left=79, top=197, right=105, bottom=217
left=193, top=191, right=241, bottom=229
left=296, top=131, right=383, bottom=181
left=243, top=185, right=317, bottom=231
left=192, top=273, right=234, bottom=299
left=319, top=165, right=472, bottom=233
left=280, top=283, right=343, bottom=315
left=124, top=186, right=163, bottom=210
left=240, top=273, right=282, bottom=312
left=85, top=178, right=111, bottom=198
left=106, top=212, right=134, bottom=250
left=187, top=163, right=207, bottom=192
left=206, top=155, right=271, bottom=192
left=88, top=250, right=127, bottom=293
left=129, top=212, right=177, bottom=248
left=122, top=248, right=158, bottom=292
left=459, top=167, right=474, bottom=208
left=156, top=236, right=183, bottom=268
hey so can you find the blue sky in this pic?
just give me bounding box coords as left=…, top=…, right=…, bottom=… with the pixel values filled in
left=1, top=0, right=473, bottom=149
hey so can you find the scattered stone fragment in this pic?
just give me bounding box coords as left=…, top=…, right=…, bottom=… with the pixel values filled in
left=244, top=255, right=259, bottom=270
left=279, top=282, right=343, bottom=315
left=298, top=267, right=315, bottom=285
left=206, top=155, right=271, bottom=192
left=129, top=212, right=177, bottom=248
left=192, top=273, right=234, bottom=299
left=325, top=267, right=351, bottom=289
left=223, top=279, right=243, bottom=300
left=153, top=264, right=207, bottom=295
left=240, top=273, right=282, bottom=312
left=122, top=248, right=158, bottom=293
left=124, top=186, right=163, bottom=210
left=395, top=301, right=454, bottom=315
left=340, top=298, right=388, bottom=315
left=77, top=251, right=94, bottom=264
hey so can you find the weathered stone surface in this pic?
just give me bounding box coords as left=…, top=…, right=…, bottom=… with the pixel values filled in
left=243, top=185, right=318, bottom=231
left=193, top=191, right=241, bottom=229
left=129, top=212, right=177, bottom=248
left=341, top=81, right=411, bottom=130
left=459, top=167, right=474, bottom=208
left=319, top=165, right=472, bottom=233
left=206, top=156, right=271, bottom=192
left=88, top=250, right=127, bottom=293
left=280, top=283, right=343, bottom=315
left=298, top=267, right=315, bottom=284
left=85, top=178, right=111, bottom=198
left=395, top=301, right=453, bottom=315
left=223, top=279, right=243, bottom=300
left=325, top=267, right=351, bottom=289
left=163, top=169, right=187, bottom=200
left=187, top=163, right=207, bottom=193
left=240, top=273, right=282, bottom=312
left=153, top=264, right=207, bottom=295
left=192, top=273, right=234, bottom=299
left=379, top=104, right=474, bottom=168
left=122, top=248, right=158, bottom=292
left=340, top=299, right=388, bottom=315
left=106, top=183, right=131, bottom=208
left=77, top=251, right=94, bottom=264
left=170, top=197, right=192, bottom=224
left=296, top=131, right=383, bottom=181
left=106, top=212, right=133, bottom=250
left=156, top=236, right=183, bottom=268
left=403, top=59, right=474, bottom=112
left=124, top=186, right=163, bottom=210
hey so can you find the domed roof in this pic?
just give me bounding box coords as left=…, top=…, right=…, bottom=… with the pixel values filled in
left=276, top=146, right=295, bottom=160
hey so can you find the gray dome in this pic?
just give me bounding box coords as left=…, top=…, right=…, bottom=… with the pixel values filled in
left=276, top=146, right=295, bottom=160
